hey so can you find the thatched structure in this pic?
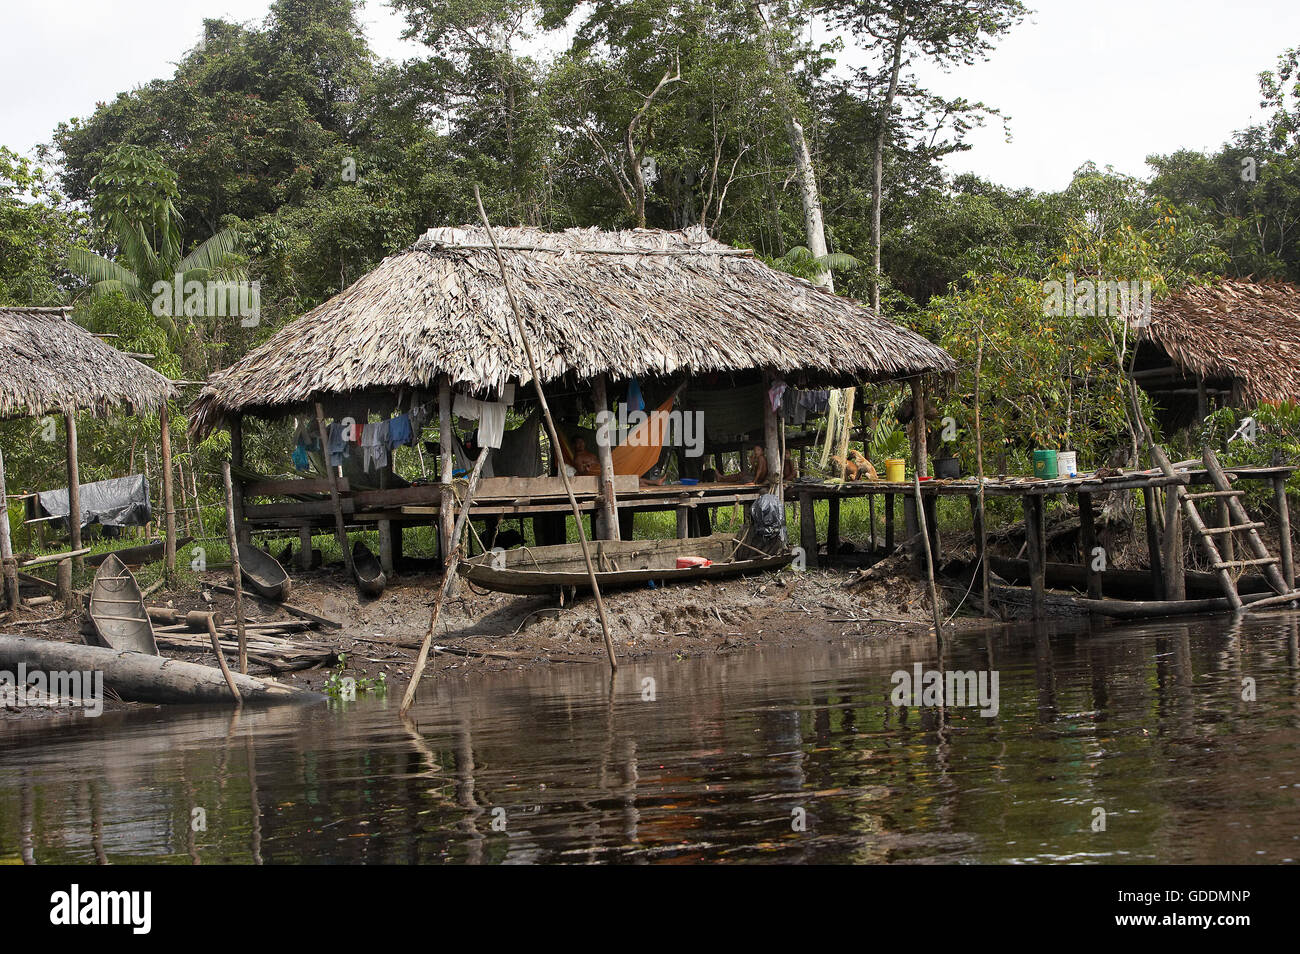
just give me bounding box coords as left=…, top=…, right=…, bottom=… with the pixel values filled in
left=1140, top=279, right=1300, bottom=407
left=0, top=306, right=176, bottom=420
left=190, top=225, right=953, bottom=437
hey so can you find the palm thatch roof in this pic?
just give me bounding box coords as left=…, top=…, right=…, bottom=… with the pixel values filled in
left=1145, top=279, right=1300, bottom=405
left=0, top=306, right=177, bottom=420
left=190, top=225, right=954, bottom=437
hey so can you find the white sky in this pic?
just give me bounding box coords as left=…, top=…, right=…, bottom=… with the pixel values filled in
left=2, top=0, right=1298, bottom=192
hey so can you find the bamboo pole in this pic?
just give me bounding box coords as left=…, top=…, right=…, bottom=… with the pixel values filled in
left=399, top=445, right=490, bottom=715
left=476, top=184, right=617, bottom=668
left=314, top=403, right=354, bottom=575
left=160, top=402, right=177, bottom=580
left=0, top=447, right=19, bottom=610
left=205, top=613, right=242, bottom=703
left=221, top=462, right=249, bottom=674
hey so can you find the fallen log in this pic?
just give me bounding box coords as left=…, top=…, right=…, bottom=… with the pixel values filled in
left=1071, top=589, right=1288, bottom=620
left=0, top=634, right=324, bottom=706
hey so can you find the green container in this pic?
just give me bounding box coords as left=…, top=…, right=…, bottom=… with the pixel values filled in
left=1032, top=449, right=1059, bottom=479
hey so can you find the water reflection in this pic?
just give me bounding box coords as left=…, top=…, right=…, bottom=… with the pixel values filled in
left=2, top=613, right=1299, bottom=864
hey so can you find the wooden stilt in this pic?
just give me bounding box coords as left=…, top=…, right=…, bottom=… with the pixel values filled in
left=228, top=414, right=249, bottom=546
left=0, top=447, right=19, bottom=610
left=204, top=613, right=242, bottom=703
left=676, top=505, right=689, bottom=539
left=799, top=491, right=818, bottom=568
left=298, top=524, right=313, bottom=571
left=1079, top=491, right=1103, bottom=600
left=827, top=495, right=840, bottom=564
left=913, top=471, right=944, bottom=640
left=160, top=403, right=177, bottom=579
left=1024, top=495, right=1045, bottom=619
left=1162, top=485, right=1186, bottom=600
left=592, top=374, right=620, bottom=541
left=314, top=403, right=353, bottom=576
left=438, top=376, right=455, bottom=567
left=884, top=493, right=895, bottom=551
left=64, top=412, right=83, bottom=570
left=909, top=377, right=928, bottom=479
left=1143, top=487, right=1165, bottom=600
left=1274, top=476, right=1295, bottom=590
left=221, top=462, right=249, bottom=674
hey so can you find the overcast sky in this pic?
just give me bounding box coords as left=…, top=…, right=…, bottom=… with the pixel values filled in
left=3, top=0, right=1298, bottom=192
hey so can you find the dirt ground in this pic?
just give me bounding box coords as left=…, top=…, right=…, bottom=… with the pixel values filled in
left=2, top=550, right=961, bottom=717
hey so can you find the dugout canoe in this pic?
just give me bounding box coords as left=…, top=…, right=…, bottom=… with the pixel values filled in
left=86, top=554, right=158, bottom=655
left=237, top=541, right=292, bottom=602
left=461, top=533, right=792, bottom=595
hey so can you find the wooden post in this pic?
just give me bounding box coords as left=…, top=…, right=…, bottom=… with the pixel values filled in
left=868, top=493, right=877, bottom=551
left=764, top=373, right=783, bottom=496
left=378, top=520, right=395, bottom=576
left=909, top=377, right=928, bottom=479
left=228, top=414, right=249, bottom=545
left=439, top=376, right=455, bottom=567
left=221, top=462, right=248, bottom=674
left=974, top=320, right=992, bottom=616
left=1079, top=491, right=1103, bottom=600
left=1162, top=486, right=1186, bottom=601
left=159, top=402, right=177, bottom=579
left=56, top=558, right=72, bottom=607
left=1274, top=476, right=1295, bottom=589
left=884, top=493, right=895, bottom=551
left=827, top=495, right=840, bottom=564
left=1143, top=486, right=1165, bottom=600
left=1024, top=495, right=1045, bottom=619
left=204, top=612, right=242, bottom=703
left=298, top=524, right=313, bottom=571
left=314, top=403, right=354, bottom=575
left=799, top=491, right=818, bottom=568
left=0, top=446, right=19, bottom=610
left=913, top=471, right=944, bottom=640
left=592, top=374, right=620, bottom=540
left=64, top=412, right=83, bottom=569
left=676, top=505, right=689, bottom=539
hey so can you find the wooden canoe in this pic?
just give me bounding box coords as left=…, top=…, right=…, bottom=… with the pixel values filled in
left=87, top=554, right=159, bottom=655
left=352, top=540, right=386, bottom=598
left=85, top=536, right=193, bottom=567
left=1072, top=589, right=1296, bottom=620
left=461, top=533, right=793, bottom=595
left=238, top=542, right=292, bottom=602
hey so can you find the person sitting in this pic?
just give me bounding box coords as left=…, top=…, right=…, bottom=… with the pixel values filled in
left=750, top=444, right=769, bottom=484
left=783, top=450, right=797, bottom=482
left=572, top=437, right=601, bottom=476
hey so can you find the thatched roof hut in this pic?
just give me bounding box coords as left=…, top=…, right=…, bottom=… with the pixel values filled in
left=0, top=306, right=177, bottom=421
left=1139, top=279, right=1300, bottom=408
left=190, top=225, right=953, bottom=437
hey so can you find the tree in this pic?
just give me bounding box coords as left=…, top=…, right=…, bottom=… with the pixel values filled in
left=820, top=0, right=1027, bottom=312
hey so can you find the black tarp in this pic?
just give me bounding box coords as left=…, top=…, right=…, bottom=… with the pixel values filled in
left=36, top=474, right=152, bottom=532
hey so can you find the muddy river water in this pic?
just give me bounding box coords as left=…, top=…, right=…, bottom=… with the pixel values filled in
left=3, top=612, right=1299, bottom=864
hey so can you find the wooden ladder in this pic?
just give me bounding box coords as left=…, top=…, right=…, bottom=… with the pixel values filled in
left=1151, top=442, right=1298, bottom=611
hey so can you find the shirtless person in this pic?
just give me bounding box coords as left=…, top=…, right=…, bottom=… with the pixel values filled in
left=572, top=437, right=602, bottom=476
left=749, top=444, right=769, bottom=484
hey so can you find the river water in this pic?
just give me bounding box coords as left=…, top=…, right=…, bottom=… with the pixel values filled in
left=3, top=612, right=1299, bottom=864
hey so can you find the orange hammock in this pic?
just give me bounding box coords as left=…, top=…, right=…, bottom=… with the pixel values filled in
left=556, top=396, right=677, bottom=477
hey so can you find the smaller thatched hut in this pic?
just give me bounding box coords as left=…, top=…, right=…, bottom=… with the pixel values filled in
left=1134, top=279, right=1300, bottom=428
left=0, top=306, right=179, bottom=605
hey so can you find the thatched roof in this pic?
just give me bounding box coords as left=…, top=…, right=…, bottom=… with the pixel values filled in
left=190, top=225, right=954, bottom=436
left=1145, top=279, right=1300, bottom=405
left=0, top=306, right=177, bottom=420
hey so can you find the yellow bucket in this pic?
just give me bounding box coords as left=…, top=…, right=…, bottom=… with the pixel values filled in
left=885, top=458, right=906, bottom=483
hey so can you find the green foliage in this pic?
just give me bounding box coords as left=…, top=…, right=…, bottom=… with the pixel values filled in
left=1202, top=402, right=1300, bottom=498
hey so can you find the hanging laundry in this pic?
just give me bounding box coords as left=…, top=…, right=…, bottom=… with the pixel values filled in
left=768, top=379, right=787, bottom=412
left=453, top=392, right=482, bottom=420
left=477, top=401, right=507, bottom=449
left=387, top=413, right=413, bottom=448
left=326, top=422, right=348, bottom=467
left=292, top=443, right=310, bottom=471
left=361, top=420, right=390, bottom=472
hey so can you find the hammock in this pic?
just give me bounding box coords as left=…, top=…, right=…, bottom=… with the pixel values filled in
left=557, top=395, right=677, bottom=477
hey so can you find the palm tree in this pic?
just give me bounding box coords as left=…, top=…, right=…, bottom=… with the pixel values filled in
left=68, top=144, right=246, bottom=342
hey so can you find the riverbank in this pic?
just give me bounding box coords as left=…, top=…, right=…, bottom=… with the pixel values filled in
left=3, top=551, right=973, bottom=716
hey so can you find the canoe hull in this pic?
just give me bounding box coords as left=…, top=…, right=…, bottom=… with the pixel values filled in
left=461, top=534, right=792, bottom=595
left=87, top=554, right=159, bottom=655
left=237, top=542, right=292, bottom=602
left=352, top=541, right=386, bottom=598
